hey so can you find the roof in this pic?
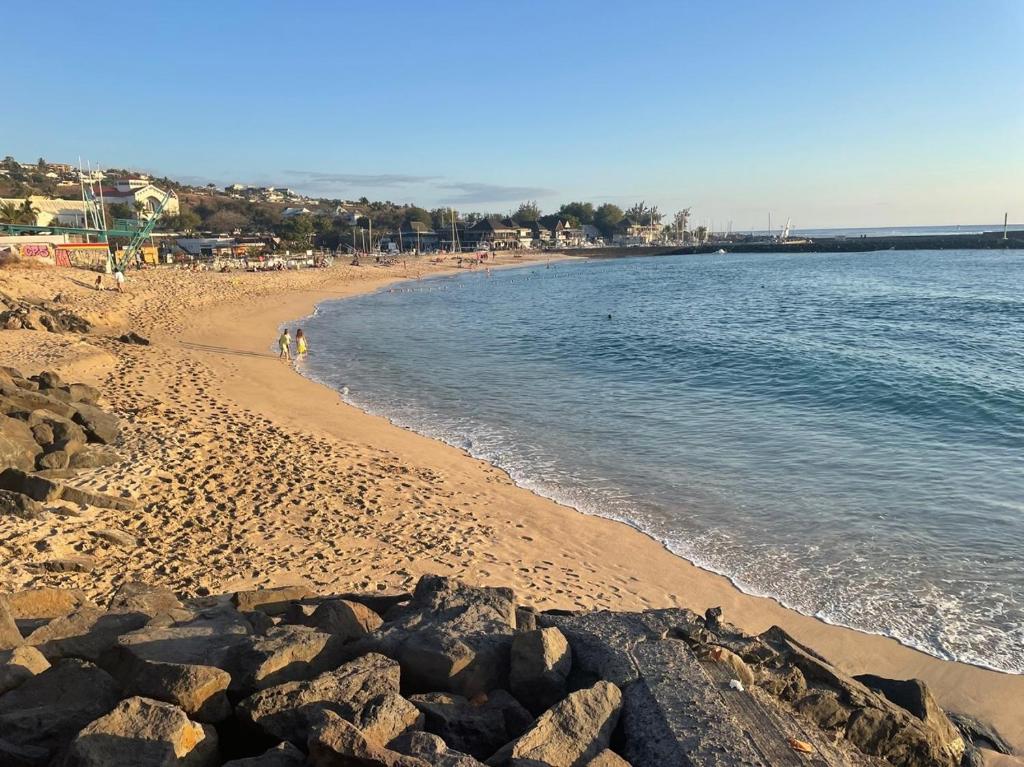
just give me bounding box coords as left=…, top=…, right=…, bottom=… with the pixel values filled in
left=1, top=196, right=88, bottom=215
left=401, top=221, right=435, bottom=233
left=471, top=217, right=513, bottom=233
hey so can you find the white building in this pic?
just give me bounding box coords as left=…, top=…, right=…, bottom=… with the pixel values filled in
left=96, top=179, right=180, bottom=218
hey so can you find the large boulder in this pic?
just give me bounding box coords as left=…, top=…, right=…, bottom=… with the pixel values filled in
left=486, top=681, right=622, bottom=767
left=26, top=606, right=150, bottom=662
left=0, top=488, right=44, bottom=519
left=0, top=415, right=42, bottom=470
left=232, top=585, right=313, bottom=616
left=30, top=410, right=87, bottom=453
left=3, top=586, right=92, bottom=621
left=308, top=598, right=384, bottom=641
left=71, top=402, right=121, bottom=445
left=855, top=674, right=963, bottom=756
left=509, top=627, right=571, bottom=714
left=237, top=652, right=401, bottom=745
left=0, top=659, right=121, bottom=764
left=0, top=645, right=50, bottom=695
left=64, top=696, right=219, bottom=767
left=108, top=581, right=185, bottom=617
left=306, top=708, right=429, bottom=767
left=114, top=658, right=233, bottom=723
left=354, top=693, right=424, bottom=746
left=409, top=690, right=532, bottom=760
left=0, top=388, right=78, bottom=419
left=229, top=625, right=347, bottom=694
left=0, top=468, right=62, bottom=502
left=356, top=575, right=518, bottom=698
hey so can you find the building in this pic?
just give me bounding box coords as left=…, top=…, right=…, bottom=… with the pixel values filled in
left=612, top=218, right=661, bottom=246
left=465, top=217, right=520, bottom=250
left=282, top=207, right=313, bottom=218
left=399, top=221, right=440, bottom=252
left=0, top=196, right=90, bottom=227
left=95, top=179, right=180, bottom=218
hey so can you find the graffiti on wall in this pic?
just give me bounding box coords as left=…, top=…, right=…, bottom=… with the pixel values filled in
left=55, top=244, right=111, bottom=270
left=19, top=243, right=54, bottom=260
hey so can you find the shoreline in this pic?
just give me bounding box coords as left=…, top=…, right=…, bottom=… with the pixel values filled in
left=289, top=266, right=1013, bottom=677
left=1, top=257, right=1021, bottom=758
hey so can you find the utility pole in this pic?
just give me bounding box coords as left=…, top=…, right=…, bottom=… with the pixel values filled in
left=1004, top=212, right=1009, bottom=240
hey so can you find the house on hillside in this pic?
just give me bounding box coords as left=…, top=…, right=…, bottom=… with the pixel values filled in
left=282, top=207, right=313, bottom=218
left=96, top=179, right=180, bottom=218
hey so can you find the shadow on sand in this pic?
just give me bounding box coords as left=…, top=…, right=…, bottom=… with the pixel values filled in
left=180, top=342, right=280, bottom=359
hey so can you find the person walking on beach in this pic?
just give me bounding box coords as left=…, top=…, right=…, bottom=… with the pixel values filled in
left=279, top=328, right=292, bottom=360
left=114, top=269, right=126, bottom=293
left=296, top=328, right=308, bottom=357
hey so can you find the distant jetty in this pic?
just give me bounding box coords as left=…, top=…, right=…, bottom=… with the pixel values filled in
left=577, top=229, right=1024, bottom=259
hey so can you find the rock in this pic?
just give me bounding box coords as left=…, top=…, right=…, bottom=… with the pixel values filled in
left=585, top=750, right=631, bottom=767
left=0, top=414, right=42, bottom=470
left=357, top=575, right=517, bottom=698
left=229, top=625, right=347, bottom=694
left=118, top=331, right=151, bottom=345
left=115, top=659, right=233, bottom=723
left=31, top=410, right=87, bottom=451
left=410, top=691, right=533, bottom=761
left=854, top=674, right=965, bottom=763
left=0, top=489, right=44, bottom=519
left=306, top=708, right=429, bottom=767
left=947, top=712, right=1013, bottom=756
left=389, top=731, right=486, bottom=767
left=0, top=467, right=62, bottom=502
left=796, top=690, right=851, bottom=730
left=486, top=681, right=622, bottom=767
left=0, top=595, right=24, bottom=649
left=64, top=696, right=219, bottom=767
left=34, top=554, right=96, bottom=573
left=59, top=484, right=138, bottom=509
left=66, top=382, right=101, bottom=404
left=37, top=449, right=70, bottom=470
left=108, top=581, right=184, bottom=615
left=89, top=527, right=138, bottom=548
left=222, top=742, right=307, bottom=766
left=30, top=422, right=54, bottom=447
left=0, top=645, right=50, bottom=695
left=0, top=388, right=78, bottom=419
left=354, top=693, right=424, bottom=746
left=0, top=659, right=121, bottom=763
left=26, top=605, right=150, bottom=662
left=71, top=402, right=121, bottom=444
left=232, top=585, right=313, bottom=616
left=510, top=627, right=571, bottom=714
left=309, top=597, right=384, bottom=640
left=32, top=371, right=63, bottom=390
left=515, top=607, right=537, bottom=633
left=67, top=443, right=123, bottom=469
left=3, top=586, right=92, bottom=620
left=237, top=652, right=400, bottom=745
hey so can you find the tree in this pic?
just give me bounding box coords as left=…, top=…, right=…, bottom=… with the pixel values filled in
left=625, top=201, right=662, bottom=226
left=404, top=206, right=432, bottom=228
left=558, top=202, right=595, bottom=224
left=106, top=203, right=134, bottom=222
left=207, top=210, right=249, bottom=233
left=593, top=203, right=624, bottom=237
left=275, top=215, right=314, bottom=243
left=512, top=200, right=541, bottom=224
left=693, top=225, right=708, bottom=243
left=673, top=208, right=691, bottom=236
left=0, top=199, right=37, bottom=224
left=430, top=208, right=453, bottom=230
left=37, top=157, right=46, bottom=170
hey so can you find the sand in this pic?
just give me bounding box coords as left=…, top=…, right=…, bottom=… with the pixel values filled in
left=0, top=257, right=1020, bottom=760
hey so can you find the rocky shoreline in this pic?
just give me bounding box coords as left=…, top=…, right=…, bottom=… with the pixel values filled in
left=1, top=569, right=1005, bottom=767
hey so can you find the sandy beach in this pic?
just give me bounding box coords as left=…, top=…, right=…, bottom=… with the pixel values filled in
left=0, top=257, right=1020, bottom=760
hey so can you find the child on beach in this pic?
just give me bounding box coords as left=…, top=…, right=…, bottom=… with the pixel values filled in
left=279, top=328, right=292, bottom=360
left=114, top=269, right=126, bottom=293
left=94, top=274, right=103, bottom=290
left=296, top=329, right=308, bottom=357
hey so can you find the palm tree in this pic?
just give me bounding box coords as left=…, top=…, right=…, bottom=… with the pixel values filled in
left=0, top=198, right=39, bottom=225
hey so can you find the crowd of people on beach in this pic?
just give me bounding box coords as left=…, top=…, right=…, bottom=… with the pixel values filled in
left=278, top=327, right=308, bottom=361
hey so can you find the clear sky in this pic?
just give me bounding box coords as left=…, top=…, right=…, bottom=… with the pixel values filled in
left=4, top=1, right=1022, bottom=229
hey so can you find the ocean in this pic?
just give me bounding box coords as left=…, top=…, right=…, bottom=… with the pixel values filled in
left=297, top=249, right=1024, bottom=673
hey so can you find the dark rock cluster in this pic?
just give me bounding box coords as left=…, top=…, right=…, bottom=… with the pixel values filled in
left=0, top=573, right=999, bottom=767
left=0, top=367, right=128, bottom=520
left=0, top=292, right=91, bottom=334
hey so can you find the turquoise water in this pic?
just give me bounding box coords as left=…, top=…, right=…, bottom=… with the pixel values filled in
left=298, top=250, right=1024, bottom=673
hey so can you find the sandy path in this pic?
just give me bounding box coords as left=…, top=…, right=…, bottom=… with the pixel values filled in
left=0, top=258, right=1021, bottom=757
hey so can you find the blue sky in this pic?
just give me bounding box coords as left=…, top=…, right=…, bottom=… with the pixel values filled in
left=4, top=1, right=1021, bottom=228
